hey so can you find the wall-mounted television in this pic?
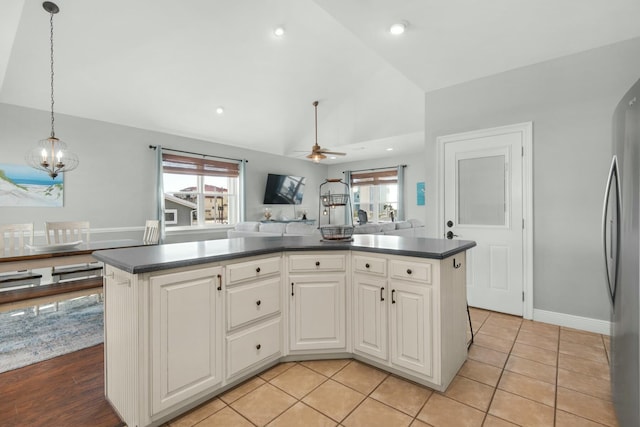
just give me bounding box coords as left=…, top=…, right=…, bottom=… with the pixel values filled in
left=263, top=173, right=306, bottom=205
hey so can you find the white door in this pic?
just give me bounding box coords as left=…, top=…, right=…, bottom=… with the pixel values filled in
left=441, top=124, right=529, bottom=316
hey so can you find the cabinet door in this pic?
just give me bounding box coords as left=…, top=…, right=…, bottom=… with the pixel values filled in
left=353, top=274, right=387, bottom=360
left=150, top=266, right=223, bottom=414
left=389, top=279, right=434, bottom=378
left=289, top=274, right=346, bottom=351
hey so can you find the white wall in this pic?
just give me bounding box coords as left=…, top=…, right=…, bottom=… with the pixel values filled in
left=0, top=103, right=328, bottom=243
left=326, top=151, right=427, bottom=224
left=423, top=37, right=640, bottom=321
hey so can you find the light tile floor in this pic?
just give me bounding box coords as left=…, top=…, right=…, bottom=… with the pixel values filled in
left=165, top=308, right=618, bottom=427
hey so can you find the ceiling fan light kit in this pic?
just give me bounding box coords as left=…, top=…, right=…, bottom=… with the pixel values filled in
left=306, top=100, right=345, bottom=163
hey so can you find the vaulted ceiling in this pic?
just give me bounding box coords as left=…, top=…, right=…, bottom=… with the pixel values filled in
left=1, top=0, right=639, bottom=163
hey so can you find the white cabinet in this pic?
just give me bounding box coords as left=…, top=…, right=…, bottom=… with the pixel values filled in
left=389, top=278, right=433, bottom=378
left=225, top=255, right=283, bottom=379
left=288, top=253, right=347, bottom=352
left=353, top=274, right=387, bottom=360
left=149, top=266, right=223, bottom=414
left=103, top=247, right=469, bottom=427
left=352, top=252, right=467, bottom=388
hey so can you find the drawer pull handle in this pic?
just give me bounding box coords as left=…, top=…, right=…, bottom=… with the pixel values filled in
left=406, top=269, right=412, bottom=275
left=217, top=274, right=222, bottom=291
left=365, top=263, right=370, bottom=268
left=256, top=300, right=261, bottom=306
left=391, top=289, right=396, bottom=304
left=256, top=267, right=261, bottom=273
left=291, top=282, right=294, bottom=296
left=256, top=344, right=261, bottom=350
left=315, top=261, right=320, bottom=267
left=380, top=287, right=385, bottom=301
left=453, top=258, right=461, bottom=269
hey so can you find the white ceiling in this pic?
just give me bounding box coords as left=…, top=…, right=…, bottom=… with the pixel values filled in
left=1, top=0, right=640, bottom=164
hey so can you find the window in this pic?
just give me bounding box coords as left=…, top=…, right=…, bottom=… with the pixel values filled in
left=162, top=153, right=242, bottom=228
left=350, top=169, right=399, bottom=223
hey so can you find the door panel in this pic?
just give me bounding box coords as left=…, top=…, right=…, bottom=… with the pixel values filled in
left=443, top=128, right=525, bottom=315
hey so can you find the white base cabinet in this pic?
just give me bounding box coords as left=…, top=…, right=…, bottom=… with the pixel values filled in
left=150, top=266, right=223, bottom=414
left=352, top=251, right=468, bottom=389
left=103, top=249, right=468, bottom=427
left=287, top=252, right=348, bottom=352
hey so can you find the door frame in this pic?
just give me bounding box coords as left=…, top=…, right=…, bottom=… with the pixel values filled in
left=436, top=122, right=533, bottom=319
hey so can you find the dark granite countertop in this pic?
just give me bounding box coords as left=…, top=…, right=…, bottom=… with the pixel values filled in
left=93, top=235, right=476, bottom=274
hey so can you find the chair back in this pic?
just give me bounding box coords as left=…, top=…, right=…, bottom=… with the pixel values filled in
left=143, top=220, right=160, bottom=244
left=357, top=209, right=368, bottom=225
left=45, top=221, right=90, bottom=244
left=0, top=223, right=34, bottom=251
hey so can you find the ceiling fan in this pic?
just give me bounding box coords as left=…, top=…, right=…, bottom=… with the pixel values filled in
left=306, top=101, right=345, bottom=163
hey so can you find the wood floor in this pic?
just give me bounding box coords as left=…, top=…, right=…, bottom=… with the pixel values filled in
left=0, top=344, right=123, bottom=427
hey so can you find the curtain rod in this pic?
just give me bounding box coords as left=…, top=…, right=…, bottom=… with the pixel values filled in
left=343, top=164, right=406, bottom=174
left=149, top=145, right=247, bottom=163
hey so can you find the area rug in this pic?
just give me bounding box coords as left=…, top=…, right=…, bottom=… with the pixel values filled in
left=0, top=296, right=104, bottom=373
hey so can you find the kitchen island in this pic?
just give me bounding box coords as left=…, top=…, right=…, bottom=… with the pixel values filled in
left=94, top=235, right=475, bottom=427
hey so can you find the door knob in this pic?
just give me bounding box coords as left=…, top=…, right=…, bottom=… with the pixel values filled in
left=446, top=231, right=458, bottom=239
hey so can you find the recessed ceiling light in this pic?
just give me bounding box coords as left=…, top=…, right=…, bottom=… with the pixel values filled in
left=273, top=26, right=285, bottom=37
left=389, top=21, right=407, bottom=35
left=386, top=147, right=394, bottom=151
left=215, top=106, right=224, bottom=115
left=329, top=156, right=337, bottom=160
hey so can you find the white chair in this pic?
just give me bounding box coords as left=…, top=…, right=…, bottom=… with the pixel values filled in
left=45, top=221, right=90, bottom=244
left=0, top=223, right=34, bottom=251
left=143, top=220, right=160, bottom=244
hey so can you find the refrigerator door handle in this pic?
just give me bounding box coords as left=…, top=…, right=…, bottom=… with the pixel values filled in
left=602, top=155, right=621, bottom=305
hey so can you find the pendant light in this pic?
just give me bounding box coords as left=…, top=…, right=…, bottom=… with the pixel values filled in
left=25, top=1, right=78, bottom=179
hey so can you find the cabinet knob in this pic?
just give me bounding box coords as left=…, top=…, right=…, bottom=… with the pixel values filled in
left=406, top=269, right=412, bottom=275
left=256, top=300, right=261, bottom=306
left=315, top=261, right=320, bottom=266
left=256, top=267, right=261, bottom=273
left=256, top=344, right=261, bottom=350
left=365, top=263, right=370, bottom=268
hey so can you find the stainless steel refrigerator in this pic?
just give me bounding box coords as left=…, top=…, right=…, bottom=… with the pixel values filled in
left=603, top=78, right=640, bottom=427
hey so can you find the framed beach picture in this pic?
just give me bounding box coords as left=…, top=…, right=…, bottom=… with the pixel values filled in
left=0, top=163, right=64, bottom=207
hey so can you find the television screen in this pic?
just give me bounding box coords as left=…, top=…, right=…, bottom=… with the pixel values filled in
left=263, top=173, right=306, bottom=205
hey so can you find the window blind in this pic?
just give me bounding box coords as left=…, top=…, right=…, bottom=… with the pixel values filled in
left=350, top=169, right=398, bottom=186
left=162, top=153, right=239, bottom=177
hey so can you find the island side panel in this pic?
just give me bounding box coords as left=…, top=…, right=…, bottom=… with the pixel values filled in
left=439, top=252, right=469, bottom=388
left=104, top=265, right=140, bottom=427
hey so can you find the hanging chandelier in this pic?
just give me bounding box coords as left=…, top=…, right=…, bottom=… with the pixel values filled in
left=25, top=1, right=78, bottom=179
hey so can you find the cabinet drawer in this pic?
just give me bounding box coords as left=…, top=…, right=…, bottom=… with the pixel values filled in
left=226, top=318, right=281, bottom=378
left=288, top=254, right=346, bottom=272
left=227, top=277, right=280, bottom=330
left=389, top=260, right=431, bottom=283
left=226, top=256, right=281, bottom=285
left=353, top=255, right=386, bottom=276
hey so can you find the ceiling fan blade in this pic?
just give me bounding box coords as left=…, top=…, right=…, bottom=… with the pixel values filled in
left=318, top=150, right=346, bottom=156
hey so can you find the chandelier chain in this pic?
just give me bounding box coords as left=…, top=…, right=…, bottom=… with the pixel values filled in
left=49, top=10, right=55, bottom=138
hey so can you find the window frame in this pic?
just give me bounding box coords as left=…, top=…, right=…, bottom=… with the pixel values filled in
left=161, top=153, right=243, bottom=229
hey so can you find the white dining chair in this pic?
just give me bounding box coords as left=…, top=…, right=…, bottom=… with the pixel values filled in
left=0, top=223, right=34, bottom=251
left=143, top=220, right=160, bottom=244
left=45, top=221, right=90, bottom=244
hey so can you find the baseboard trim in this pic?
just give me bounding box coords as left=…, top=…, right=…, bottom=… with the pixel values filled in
left=533, top=309, right=611, bottom=335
